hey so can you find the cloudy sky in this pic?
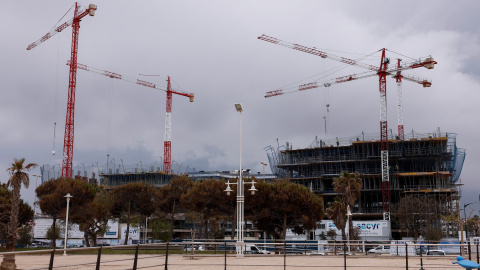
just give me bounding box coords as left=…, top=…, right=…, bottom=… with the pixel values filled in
left=1, top=1, right=479, bottom=212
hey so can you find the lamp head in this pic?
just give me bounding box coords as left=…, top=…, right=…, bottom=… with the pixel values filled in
left=224, top=183, right=232, bottom=196
left=234, top=103, right=243, bottom=112
left=249, top=182, right=258, bottom=195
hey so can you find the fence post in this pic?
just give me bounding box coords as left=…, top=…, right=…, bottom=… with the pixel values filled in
left=95, top=246, right=102, bottom=270
left=224, top=242, right=227, bottom=270
left=48, top=249, right=55, bottom=270
left=343, top=242, right=347, bottom=270
left=477, top=242, right=479, bottom=264
left=284, top=241, right=287, bottom=270
left=164, top=242, right=170, bottom=270
left=468, top=241, right=472, bottom=260
left=419, top=247, right=425, bottom=270
left=133, top=244, right=139, bottom=270
left=405, top=243, right=408, bottom=270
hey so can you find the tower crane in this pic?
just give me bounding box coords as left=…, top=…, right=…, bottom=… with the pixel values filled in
left=71, top=61, right=194, bottom=173
left=258, top=34, right=436, bottom=219
left=27, top=3, right=97, bottom=179
left=394, top=59, right=405, bottom=140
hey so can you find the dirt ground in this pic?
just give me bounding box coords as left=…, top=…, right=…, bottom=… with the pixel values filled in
left=11, top=253, right=465, bottom=270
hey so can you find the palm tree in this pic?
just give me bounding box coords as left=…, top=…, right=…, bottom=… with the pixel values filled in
left=326, top=198, right=347, bottom=240
left=332, top=171, right=362, bottom=238
left=1, top=158, right=37, bottom=270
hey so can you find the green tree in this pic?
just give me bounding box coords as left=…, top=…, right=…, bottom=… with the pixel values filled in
left=37, top=178, right=99, bottom=247
left=1, top=158, right=37, bottom=270
left=332, top=172, right=362, bottom=239
left=73, top=189, right=111, bottom=247
left=149, top=218, right=170, bottom=242
left=326, top=229, right=337, bottom=240
left=393, top=195, right=441, bottom=241
left=0, top=184, right=33, bottom=248
left=247, top=180, right=324, bottom=240
left=326, top=198, right=347, bottom=240
left=17, top=225, right=32, bottom=247
left=111, top=182, right=156, bottom=245
left=181, top=179, right=230, bottom=239
left=46, top=224, right=60, bottom=242
left=36, top=178, right=65, bottom=247
left=424, top=226, right=443, bottom=242
left=154, top=176, right=193, bottom=241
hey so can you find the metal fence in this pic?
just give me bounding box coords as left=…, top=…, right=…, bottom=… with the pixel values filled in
left=2, top=241, right=478, bottom=270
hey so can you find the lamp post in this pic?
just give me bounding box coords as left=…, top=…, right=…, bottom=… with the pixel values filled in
left=346, top=205, right=352, bottom=254
left=63, top=193, right=73, bottom=256
left=235, top=102, right=244, bottom=258
left=464, top=203, right=474, bottom=242
left=225, top=103, right=259, bottom=258
left=224, top=177, right=257, bottom=258
left=32, top=174, right=42, bottom=215
left=260, top=162, right=267, bottom=181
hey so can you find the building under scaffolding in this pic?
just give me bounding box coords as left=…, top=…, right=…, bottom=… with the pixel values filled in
left=271, top=128, right=465, bottom=238
left=39, top=161, right=194, bottom=187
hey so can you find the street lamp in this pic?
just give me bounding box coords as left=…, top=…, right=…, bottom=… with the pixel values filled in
left=226, top=103, right=259, bottom=258
left=260, top=162, right=267, bottom=181
left=464, top=203, right=474, bottom=241
left=32, top=174, right=42, bottom=215
left=346, top=205, right=352, bottom=253
left=63, top=193, right=73, bottom=256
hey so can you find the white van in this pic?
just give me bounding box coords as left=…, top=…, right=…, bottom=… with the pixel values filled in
left=368, top=245, right=391, bottom=254
left=238, top=244, right=270, bottom=254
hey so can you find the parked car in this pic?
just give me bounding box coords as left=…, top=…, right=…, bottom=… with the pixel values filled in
left=184, top=245, right=205, bottom=251
left=415, top=247, right=428, bottom=255
left=310, top=251, right=328, bottom=256
left=367, top=245, right=390, bottom=254
left=426, top=250, right=445, bottom=256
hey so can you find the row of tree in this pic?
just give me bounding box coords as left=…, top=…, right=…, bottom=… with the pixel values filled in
left=33, top=176, right=324, bottom=247
left=0, top=158, right=467, bottom=270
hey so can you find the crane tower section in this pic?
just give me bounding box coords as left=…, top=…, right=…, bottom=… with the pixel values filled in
left=27, top=3, right=97, bottom=179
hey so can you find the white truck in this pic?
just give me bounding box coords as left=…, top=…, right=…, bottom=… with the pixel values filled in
left=367, top=245, right=391, bottom=254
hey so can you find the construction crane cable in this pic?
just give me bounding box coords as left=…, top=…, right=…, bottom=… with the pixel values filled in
left=49, top=4, right=75, bottom=32
left=385, top=49, right=416, bottom=60
left=271, top=49, right=380, bottom=92
left=52, top=36, right=61, bottom=155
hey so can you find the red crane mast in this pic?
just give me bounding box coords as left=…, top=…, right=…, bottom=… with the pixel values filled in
left=27, top=3, right=97, bottom=179
left=72, top=62, right=194, bottom=173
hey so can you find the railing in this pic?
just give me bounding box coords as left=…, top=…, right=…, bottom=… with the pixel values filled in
left=2, top=241, right=478, bottom=270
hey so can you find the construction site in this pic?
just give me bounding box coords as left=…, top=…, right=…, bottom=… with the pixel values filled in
left=28, top=5, right=467, bottom=242
left=267, top=128, right=465, bottom=238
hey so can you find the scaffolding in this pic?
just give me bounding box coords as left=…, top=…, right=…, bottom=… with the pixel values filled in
left=273, top=128, right=465, bottom=237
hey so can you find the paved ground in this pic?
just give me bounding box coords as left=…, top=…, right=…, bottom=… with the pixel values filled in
left=12, top=253, right=463, bottom=270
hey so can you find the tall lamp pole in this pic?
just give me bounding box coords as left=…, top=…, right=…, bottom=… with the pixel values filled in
left=63, top=193, right=72, bottom=256
left=347, top=205, right=352, bottom=253
left=235, top=103, right=244, bottom=258
left=32, top=174, right=42, bottom=215
left=224, top=103, right=258, bottom=258
left=464, top=202, right=473, bottom=242
left=260, top=162, right=267, bottom=181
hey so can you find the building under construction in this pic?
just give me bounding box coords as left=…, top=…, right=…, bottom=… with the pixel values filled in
left=268, top=128, right=465, bottom=238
